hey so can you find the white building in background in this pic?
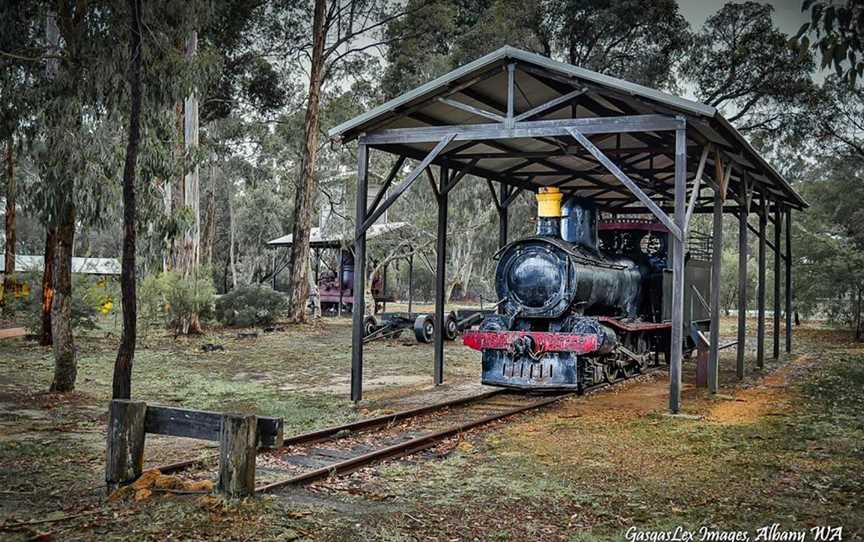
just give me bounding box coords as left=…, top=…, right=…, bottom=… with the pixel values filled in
left=0, top=254, right=121, bottom=276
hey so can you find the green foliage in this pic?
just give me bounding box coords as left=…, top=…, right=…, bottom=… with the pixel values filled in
left=382, top=0, right=690, bottom=97
left=139, top=270, right=215, bottom=335
left=215, top=285, right=287, bottom=327
left=543, top=0, right=690, bottom=88
left=797, top=0, right=863, bottom=85
left=5, top=272, right=118, bottom=334
left=682, top=1, right=816, bottom=138
left=793, top=158, right=864, bottom=336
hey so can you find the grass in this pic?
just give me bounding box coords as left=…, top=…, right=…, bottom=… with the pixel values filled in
left=319, top=326, right=864, bottom=541
left=0, top=317, right=862, bottom=540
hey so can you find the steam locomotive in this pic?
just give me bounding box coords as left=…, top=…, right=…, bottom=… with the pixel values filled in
left=317, top=250, right=391, bottom=314
left=463, top=187, right=711, bottom=392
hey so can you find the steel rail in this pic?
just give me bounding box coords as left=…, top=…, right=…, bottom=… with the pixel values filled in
left=257, top=365, right=667, bottom=493
left=155, top=367, right=665, bottom=482
left=283, top=388, right=507, bottom=446
left=150, top=389, right=507, bottom=475
left=256, top=393, right=572, bottom=493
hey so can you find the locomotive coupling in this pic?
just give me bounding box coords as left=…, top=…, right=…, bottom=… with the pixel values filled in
left=508, top=335, right=540, bottom=358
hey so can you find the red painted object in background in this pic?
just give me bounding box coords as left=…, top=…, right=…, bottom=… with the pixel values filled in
left=463, top=330, right=599, bottom=354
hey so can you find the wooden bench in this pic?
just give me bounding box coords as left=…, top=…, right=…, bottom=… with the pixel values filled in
left=105, top=400, right=283, bottom=497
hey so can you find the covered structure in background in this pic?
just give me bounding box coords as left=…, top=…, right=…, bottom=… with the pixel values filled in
left=328, top=46, right=806, bottom=411
left=267, top=222, right=408, bottom=315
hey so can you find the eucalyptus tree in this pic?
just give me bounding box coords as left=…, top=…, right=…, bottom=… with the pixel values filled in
left=0, top=2, right=41, bottom=308
left=542, top=0, right=690, bottom=89
left=1, top=0, right=215, bottom=392
left=276, top=0, right=418, bottom=322
left=682, top=2, right=816, bottom=140
left=793, top=158, right=864, bottom=338
left=808, top=76, right=864, bottom=163
left=797, top=0, right=863, bottom=85
left=0, top=1, right=42, bottom=316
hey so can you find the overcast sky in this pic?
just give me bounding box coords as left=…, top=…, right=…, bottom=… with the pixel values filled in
left=679, top=0, right=809, bottom=37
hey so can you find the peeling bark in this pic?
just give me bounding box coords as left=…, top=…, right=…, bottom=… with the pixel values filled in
left=286, top=0, right=327, bottom=323
left=40, top=225, right=57, bottom=346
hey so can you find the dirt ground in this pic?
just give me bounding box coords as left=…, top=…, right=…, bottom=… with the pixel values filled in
left=0, top=317, right=862, bottom=541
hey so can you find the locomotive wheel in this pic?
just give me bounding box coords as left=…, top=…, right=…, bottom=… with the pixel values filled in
left=363, top=315, right=378, bottom=337
left=602, top=364, right=620, bottom=383
left=444, top=312, right=458, bottom=341
left=634, top=333, right=649, bottom=372
left=621, top=363, right=636, bottom=378
left=413, top=314, right=434, bottom=343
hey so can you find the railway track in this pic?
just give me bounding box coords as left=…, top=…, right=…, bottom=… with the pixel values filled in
left=152, top=368, right=664, bottom=493
left=255, top=390, right=571, bottom=493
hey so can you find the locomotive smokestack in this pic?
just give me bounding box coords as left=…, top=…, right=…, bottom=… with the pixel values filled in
left=536, top=187, right=563, bottom=237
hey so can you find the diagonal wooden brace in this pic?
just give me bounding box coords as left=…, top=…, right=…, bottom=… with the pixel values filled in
left=566, top=127, right=683, bottom=241
left=360, top=134, right=456, bottom=234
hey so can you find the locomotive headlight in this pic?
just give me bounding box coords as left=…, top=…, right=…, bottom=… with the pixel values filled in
left=506, top=249, right=564, bottom=309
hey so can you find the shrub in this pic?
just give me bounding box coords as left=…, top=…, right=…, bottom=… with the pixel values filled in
left=4, top=271, right=116, bottom=334
left=139, top=270, right=215, bottom=335
left=215, top=285, right=287, bottom=327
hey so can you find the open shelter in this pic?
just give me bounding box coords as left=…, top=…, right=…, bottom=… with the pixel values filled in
left=328, top=46, right=807, bottom=412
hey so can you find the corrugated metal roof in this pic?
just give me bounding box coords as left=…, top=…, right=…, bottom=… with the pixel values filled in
left=329, top=46, right=713, bottom=140
left=328, top=46, right=806, bottom=210
left=0, top=255, right=121, bottom=275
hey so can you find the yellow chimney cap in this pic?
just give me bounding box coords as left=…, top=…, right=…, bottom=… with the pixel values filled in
left=536, top=187, right=563, bottom=218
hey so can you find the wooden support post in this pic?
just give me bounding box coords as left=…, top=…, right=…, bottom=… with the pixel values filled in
left=351, top=144, right=369, bottom=402
left=408, top=253, right=414, bottom=315
left=773, top=205, right=782, bottom=359
left=217, top=413, right=257, bottom=498
left=434, top=164, right=448, bottom=386
left=785, top=208, right=792, bottom=353
left=506, top=63, right=515, bottom=128
left=105, top=400, right=146, bottom=494
left=272, top=251, right=277, bottom=289
left=382, top=262, right=388, bottom=314
left=736, top=195, right=748, bottom=381
left=670, top=124, right=687, bottom=413
left=757, top=195, right=767, bottom=369
left=708, top=187, right=723, bottom=393
left=337, top=249, right=344, bottom=317
left=498, top=186, right=509, bottom=250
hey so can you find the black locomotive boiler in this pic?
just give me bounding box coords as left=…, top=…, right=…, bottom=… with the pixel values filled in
left=463, top=187, right=711, bottom=392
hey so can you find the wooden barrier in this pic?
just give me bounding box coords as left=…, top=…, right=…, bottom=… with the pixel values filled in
left=105, top=400, right=146, bottom=494
left=105, top=400, right=283, bottom=497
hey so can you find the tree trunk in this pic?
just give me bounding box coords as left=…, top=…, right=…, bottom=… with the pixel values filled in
left=3, top=137, right=15, bottom=306
left=40, top=224, right=57, bottom=346
left=286, top=0, right=327, bottom=323
left=49, top=202, right=76, bottom=392
left=856, top=287, right=863, bottom=342
left=183, top=32, right=200, bottom=275
left=169, top=101, right=184, bottom=272
left=112, top=0, right=143, bottom=400
left=228, top=184, right=237, bottom=290
left=201, top=183, right=216, bottom=268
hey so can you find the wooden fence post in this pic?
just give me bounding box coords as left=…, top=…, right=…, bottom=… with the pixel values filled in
left=105, top=400, right=147, bottom=494
left=218, top=413, right=257, bottom=498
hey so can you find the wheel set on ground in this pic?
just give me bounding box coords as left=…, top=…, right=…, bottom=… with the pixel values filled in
left=413, top=312, right=458, bottom=343
left=362, top=310, right=480, bottom=344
